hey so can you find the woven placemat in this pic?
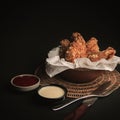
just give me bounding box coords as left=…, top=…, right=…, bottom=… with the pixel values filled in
left=35, top=67, right=120, bottom=99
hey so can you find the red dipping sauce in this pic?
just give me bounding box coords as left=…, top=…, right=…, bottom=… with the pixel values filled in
left=13, top=76, right=39, bottom=87
left=11, top=74, right=40, bottom=91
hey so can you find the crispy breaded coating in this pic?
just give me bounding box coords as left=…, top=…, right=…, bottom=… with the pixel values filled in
left=100, top=47, right=116, bottom=59
left=86, top=37, right=100, bottom=55
left=87, top=47, right=116, bottom=62
left=60, top=39, right=70, bottom=47
left=59, top=39, right=70, bottom=58
left=65, top=32, right=87, bottom=62
left=59, top=32, right=116, bottom=62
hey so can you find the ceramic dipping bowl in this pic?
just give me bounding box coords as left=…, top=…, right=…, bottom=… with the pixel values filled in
left=10, top=74, right=40, bottom=91
left=37, top=84, right=67, bottom=105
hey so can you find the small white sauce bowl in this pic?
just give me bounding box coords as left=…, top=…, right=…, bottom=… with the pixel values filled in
left=37, top=84, right=67, bottom=104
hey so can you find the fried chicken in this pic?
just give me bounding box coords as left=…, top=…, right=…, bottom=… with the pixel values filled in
left=59, top=32, right=116, bottom=62
left=87, top=47, right=116, bottom=62
left=59, top=39, right=70, bottom=58
left=86, top=37, right=100, bottom=55
left=65, top=32, right=87, bottom=62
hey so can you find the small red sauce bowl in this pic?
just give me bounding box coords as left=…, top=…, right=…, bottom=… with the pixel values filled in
left=11, top=74, right=40, bottom=91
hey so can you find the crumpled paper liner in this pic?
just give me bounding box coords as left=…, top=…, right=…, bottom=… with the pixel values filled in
left=46, top=46, right=120, bottom=77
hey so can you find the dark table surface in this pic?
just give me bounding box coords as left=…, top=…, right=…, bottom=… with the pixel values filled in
left=1, top=1, right=120, bottom=120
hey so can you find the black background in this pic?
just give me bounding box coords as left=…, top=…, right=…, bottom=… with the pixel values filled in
left=1, top=1, right=120, bottom=120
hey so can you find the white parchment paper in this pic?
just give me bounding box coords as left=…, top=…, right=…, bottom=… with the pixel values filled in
left=46, top=46, right=120, bottom=77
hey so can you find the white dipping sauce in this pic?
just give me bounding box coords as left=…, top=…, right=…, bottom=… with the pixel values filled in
left=38, top=86, right=65, bottom=99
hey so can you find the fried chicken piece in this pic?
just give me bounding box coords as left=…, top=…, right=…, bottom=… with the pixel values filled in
left=71, top=32, right=85, bottom=41
left=60, top=39, right=70, bottom=47
left=100, top=47, right=116, bottom=59
left=65, top=32, right=87, bottom=62
left=86, top=37, right=100, bottom=55
left=88, top=47, right=116, bottom=62
left=59, top=39, right=70, bottom=58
